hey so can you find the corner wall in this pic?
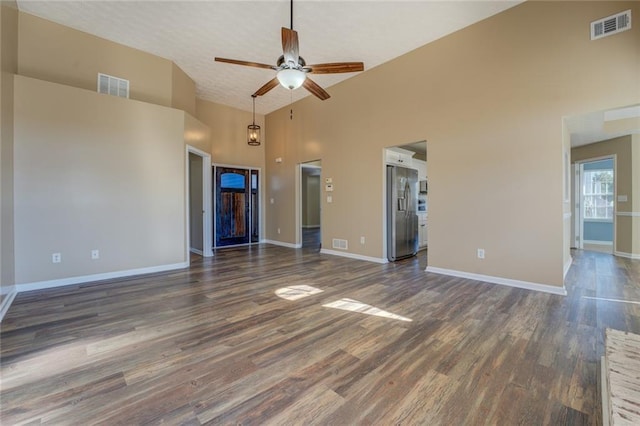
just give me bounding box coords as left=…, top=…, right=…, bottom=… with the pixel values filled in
left=196, top=99, right=265, bottom=169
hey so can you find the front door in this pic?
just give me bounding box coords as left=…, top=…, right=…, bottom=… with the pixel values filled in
left=215, top=167, right=250, bottom=247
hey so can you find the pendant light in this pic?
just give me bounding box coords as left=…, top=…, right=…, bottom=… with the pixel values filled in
left=247, top=95, right=261, bottom=146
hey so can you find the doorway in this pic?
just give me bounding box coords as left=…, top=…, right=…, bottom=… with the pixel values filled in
left=384, top=141, right=427, bottom=264
left=186, top=146, right=213, bottom=259
left=214, top=166, right=260, bottom=247
left=299, top=161, right=321, bottom=250
left=574, top=157, right=615, bottom=254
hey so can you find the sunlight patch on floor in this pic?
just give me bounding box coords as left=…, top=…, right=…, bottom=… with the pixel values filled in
left=583, top=296, right=640, bottom=305
left=322, top=298, right=412, bottom=322
left=276, top=285, right=324, bottom=301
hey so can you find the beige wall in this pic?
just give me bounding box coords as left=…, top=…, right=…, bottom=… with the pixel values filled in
left=572, top=135, right=639, bottom=257
left=265, top=1, right=640, bottom=287
left=0, top=1, right=18, bottom=294
left=13, top=76, right=187, bottom=284
left=17, top=11, right=197, bottom=111
left=196, top=99, right=265, bottom=169
left=184, top=113, right=211, bottom=154
left=172, top=63, right=196, bottom=117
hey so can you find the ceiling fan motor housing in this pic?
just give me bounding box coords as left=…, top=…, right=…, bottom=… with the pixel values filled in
left=277, top=54, right=306, bottom=70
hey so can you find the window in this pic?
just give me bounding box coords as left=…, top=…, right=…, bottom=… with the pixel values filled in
left=583, top=169, right=613, bottom=220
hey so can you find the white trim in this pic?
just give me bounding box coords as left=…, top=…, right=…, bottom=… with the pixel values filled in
left=564, top=256, right=573, bottom=279
left=0, top=284, right=15, bottom=296
left=0, top=289, right=18, bottom=322
left=15, top=262, right=189, bottom=293
left=614, top=251, right=640, bottom=260
left=616, top=212, right=640, bottom=217
left=295, top=164, right=302, bottom=247
left=190, top=248, right=204, bottom=255
left=320, top=248, right=388, bottom=264
left=583, top=240, right=614, bottom=246
left=262, top=239, right=302, bottom=249
left=563, top=212, right=572, bottom=219
left=425, top=266, right=567, bottom=296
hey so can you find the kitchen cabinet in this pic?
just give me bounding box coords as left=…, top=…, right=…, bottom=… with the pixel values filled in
left=386, top=148, right=415, bottom=167
left=413, top=158, right=427, bottom=181
left=419, top=215, right=428, bottom=248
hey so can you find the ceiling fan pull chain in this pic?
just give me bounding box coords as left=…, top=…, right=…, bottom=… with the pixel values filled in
left=290, top=90, right=293, bottom=120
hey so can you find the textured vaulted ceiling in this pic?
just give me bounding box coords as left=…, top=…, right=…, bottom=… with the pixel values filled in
left=17, top=1, right=522, bottom=115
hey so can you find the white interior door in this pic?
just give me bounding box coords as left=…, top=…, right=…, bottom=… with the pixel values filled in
left=573, top=163, right=582, bottom=249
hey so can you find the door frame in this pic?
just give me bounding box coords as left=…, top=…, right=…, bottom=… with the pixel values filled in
left=212, top=163, right=263, bottom=248
left=186, top=145, right=213, bottom=259
left=573, top=154, right=617, bottom=252
left=296, top=162, right=322, bottom=247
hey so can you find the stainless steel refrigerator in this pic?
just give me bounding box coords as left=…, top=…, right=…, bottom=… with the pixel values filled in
left=387, top=165, right=419, bottom=261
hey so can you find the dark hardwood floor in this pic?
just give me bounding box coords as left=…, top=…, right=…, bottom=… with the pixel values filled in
left=1, top=246, right=638, bottom=425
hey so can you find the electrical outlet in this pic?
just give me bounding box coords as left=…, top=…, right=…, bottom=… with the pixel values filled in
left=360, top=236, right=365, bottom=244
left=477, top=248, right=485, bottom=259
left=91, top=249, right=100, bottom=260
left=52, top=253, right=61, bottom=263
left=277, top=228, right=281, bottom=234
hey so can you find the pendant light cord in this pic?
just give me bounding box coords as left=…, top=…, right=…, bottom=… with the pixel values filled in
left=252, top=95, right=256, bottom=125
left=290, top=0, right=293, bottom=30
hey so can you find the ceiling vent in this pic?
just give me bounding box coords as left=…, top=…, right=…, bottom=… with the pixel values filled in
left=97, top=73, right=129, bottom=98
left=591, top=10, right=631, bottom=40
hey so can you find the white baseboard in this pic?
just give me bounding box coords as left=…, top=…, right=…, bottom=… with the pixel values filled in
left=15, top=262, right=189, bottom=294
left=614, top=251, right=640, bottom=260
left=0, top=288, right=18, bottom=322
left=564, top=256, right=573, bottom=279
left=190, top=248, right=204, bottom=255
left=262, top=239, right=302, bottom=249
left=425, top=266, right=567, bottom=296
left=320, top=248, right=388, bottom=264
left=584, top=240, right=613, bottom=246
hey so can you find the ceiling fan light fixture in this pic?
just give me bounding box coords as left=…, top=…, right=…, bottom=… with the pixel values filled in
left=277, top=68, right=306, bottom=90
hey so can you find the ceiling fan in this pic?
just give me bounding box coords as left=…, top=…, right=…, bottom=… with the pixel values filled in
left=214, top=0, right=364, bottom=101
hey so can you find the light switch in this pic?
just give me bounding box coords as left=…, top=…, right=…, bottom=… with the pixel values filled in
left=327, top=195, right=332, bottom=203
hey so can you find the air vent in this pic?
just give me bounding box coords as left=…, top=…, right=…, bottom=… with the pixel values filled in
left=332, top=238, right=348, bottom=250
left=97, top=73, right=129, bottom=98
left=591, top=10, right=631, bottom=40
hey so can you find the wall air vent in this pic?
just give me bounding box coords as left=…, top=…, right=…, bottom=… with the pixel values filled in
left=97, top=73, right=129, bottom=98
left=332, top=238, right=348, bottom=250
left=591, top=10, right=631, bottom=40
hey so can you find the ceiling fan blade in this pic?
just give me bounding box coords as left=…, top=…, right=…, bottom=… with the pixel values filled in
left=215, top=57, right=275, bottom=70
left=253, top=78, right=280, bottom=97
left=281, top=27, right=300, bottom=67
left=303, top=77, right=330, bottom=101
left=305, top=62, right=364, bottom=74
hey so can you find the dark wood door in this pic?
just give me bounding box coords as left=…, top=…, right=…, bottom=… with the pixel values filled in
left=215, top=167, right=250, bottom=247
